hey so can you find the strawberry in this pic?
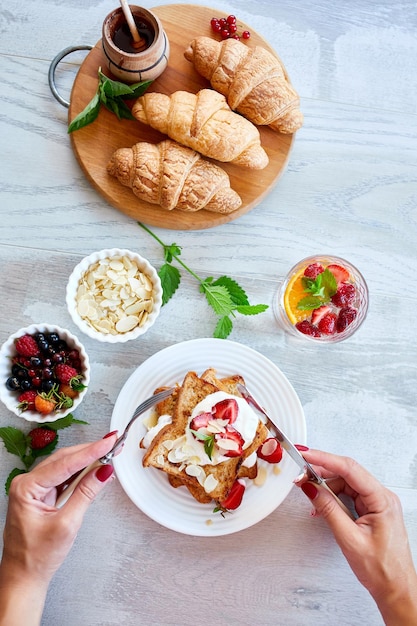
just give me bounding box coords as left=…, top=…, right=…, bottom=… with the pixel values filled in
left=17, top=390, right=37, bottom=412
left=327, top=264, right=350, bottom=285
left=337, top=306, right=357, bottom=332
left=190, top=411, right=212, bottom=431
left=212, top=398, right=238, bottom=424
left=317, top=312, right=337, bottom=335
left=215, top=425, right=244, bottom=457
left=295, top=320, right=321, bottom=337
left=257, top=437, right=283, bottom=464
left=34, top=393, right=56, bottom=415
left=311, top=305, right=331, bottom=325
left=14, top=334, right=40, bottom=357
left=304, top=263, right=324, bottom=279
left=28, top=427, right=57, bottom=450
left=219, top=479, right=245, bottom=510
left=331, top=283, right=356, bottom=307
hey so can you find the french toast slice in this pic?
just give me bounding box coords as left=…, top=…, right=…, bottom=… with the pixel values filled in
left=142, top=370, right=268, bottom=503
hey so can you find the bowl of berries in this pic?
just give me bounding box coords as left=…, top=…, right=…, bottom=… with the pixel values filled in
left=274, top=255, right=369, bottom=343
left=0, top=323, right=90, bottom=422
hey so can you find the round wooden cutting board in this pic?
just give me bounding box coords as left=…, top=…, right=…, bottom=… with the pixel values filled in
left=69, top=4, right=296, bottom=230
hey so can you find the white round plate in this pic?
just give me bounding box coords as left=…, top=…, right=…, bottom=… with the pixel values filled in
left=111, top=338, right=306, bottom=536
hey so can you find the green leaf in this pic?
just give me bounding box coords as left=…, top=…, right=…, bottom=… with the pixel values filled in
left=46, top=414, right=89, bottom=431
left=159, top=264, right=181, bottom=305
left=123, top=79, right=153, bottom=99
left=0, top=427, right=27, bottom=459
left=212, top=276, right=249, bottom=306
left=67, top=92, right=101, bottom=133
left=235, top=304, right=269, bottom=316
left=99, top=73, right=136, bottom=98
left=190, top=430, right=215, bottom=460
left=296, top=295, right=326, bottom=311
left=301, top=269, right=337, bottom=301
left=5, top=468, right=27, bottom=495
left=164, top=243, right=182, bottom=263
left=202, top=284, right=234, bottom=316
left=213, top=316, right=233, bottom=339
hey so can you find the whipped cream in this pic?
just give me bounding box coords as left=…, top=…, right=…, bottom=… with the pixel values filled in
left=167, top=391, right=259, bottom=467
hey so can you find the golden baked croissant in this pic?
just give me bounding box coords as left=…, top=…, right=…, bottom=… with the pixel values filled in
left=184, top=37, right=303, bottom=134
left=107, top=139, right=242, bottom=214
left=131, top=88, right=268, bottom=169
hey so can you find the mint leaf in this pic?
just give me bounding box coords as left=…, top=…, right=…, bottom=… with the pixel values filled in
left=0, top=427, right=27, bottom=459
left=5, top=468, right=27, bottom=495
left=159, top=263, right=181, bottom=305
left=137, top=222, right=268, bottom=338
left=214, top=316, right=233, bottom=339
left=190, top=430, right=215, bottom=460
left=296, top=295, right=326, bottom=311
left=212, top=276, right=249, bottom=305
left=235, top=304, right=269, bottom=315
left=202, top=284, right=234, bottom=316
left=298, top=268, right=337, bottom=309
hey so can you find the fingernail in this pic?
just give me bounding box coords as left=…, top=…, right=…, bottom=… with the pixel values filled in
left=301, top=482, right=318, bottom=500
left=295, top=444, right=309, bottom=451
left=103, top=430, right=118, bottom=439
left=96, top=464, right=114, bottom=483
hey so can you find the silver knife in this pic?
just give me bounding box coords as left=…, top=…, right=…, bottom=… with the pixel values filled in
left=237, top=383, right=357, bottom=520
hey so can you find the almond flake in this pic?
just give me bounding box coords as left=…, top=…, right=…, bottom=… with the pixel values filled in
left=216, top=438, right=239, bottom=451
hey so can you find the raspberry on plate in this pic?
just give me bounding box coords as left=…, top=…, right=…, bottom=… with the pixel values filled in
left=14, top=335, right=40, bottom=357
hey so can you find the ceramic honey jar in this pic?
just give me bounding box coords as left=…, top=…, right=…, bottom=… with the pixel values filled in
left=102, top=6, right=170, bottom=83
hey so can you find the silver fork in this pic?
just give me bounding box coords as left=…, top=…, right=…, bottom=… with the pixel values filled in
left=55, top=387, right=175, bottom=508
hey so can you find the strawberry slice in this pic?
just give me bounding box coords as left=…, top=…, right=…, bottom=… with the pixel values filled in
left=190, top=411, right=212, bottom=431
left=327, top=264, right=350, bottom=285
left=212, top=398, right=238, bottom=424
left=219, top=479, right=245, bottom=510
left=257, top=437, right=283, bottom=463
left=311, top=305, right=331, bottom=325
left=215, top=424, right=244, bottom=457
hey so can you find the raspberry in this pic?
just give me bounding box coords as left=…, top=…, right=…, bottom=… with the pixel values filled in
left=317, top=312, right=337, bottom=335
left=304, top=263, right=324, bottom=279
left=295, top=320, right=321, bottom=337
left=17, top=390, right=37, bottom=412
left=331, top=283, right=356, bottom=307
left=34, top=394, right=56, bottom=415
left=14, top=334, right=40, bottom=357
left=28, top=427, right=57, bottom=450
left=55, top=364, right=79, bottom=385
left=337, top=307, right=357, bottom=332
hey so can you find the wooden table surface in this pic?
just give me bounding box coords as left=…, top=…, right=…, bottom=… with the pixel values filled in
left=1, top=1, right=416, bottom=624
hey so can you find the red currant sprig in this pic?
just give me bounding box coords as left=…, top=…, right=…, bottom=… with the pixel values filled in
left=210, top=15, right=251, bottom=41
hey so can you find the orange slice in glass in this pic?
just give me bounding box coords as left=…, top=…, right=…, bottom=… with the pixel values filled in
left=283, top=269, right=311, bottom=324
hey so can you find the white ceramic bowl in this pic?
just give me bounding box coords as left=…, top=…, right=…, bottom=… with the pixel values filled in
left=66, top=248, right=162, bottom=343
left=0, top=323, right=90, bottom=423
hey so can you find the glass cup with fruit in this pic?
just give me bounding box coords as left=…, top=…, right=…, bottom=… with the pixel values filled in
left=274, top=255, right=369, bottom=343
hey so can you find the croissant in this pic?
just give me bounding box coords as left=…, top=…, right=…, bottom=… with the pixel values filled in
left=107, top=139, right=242, bottom=214
left=184, top=37, right=303, bottom=134
left=131, top=88, right=268, bottom=169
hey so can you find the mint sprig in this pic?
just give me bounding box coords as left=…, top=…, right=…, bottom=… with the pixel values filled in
left=0, top=414, right=88, bottom=494
left=68, top=68, right=152, bottom=133
left=138, top=222, right=268, bottom=339
left=297, top=268, right=337, bottom=311
left=190, top=429, right=215, bottom=460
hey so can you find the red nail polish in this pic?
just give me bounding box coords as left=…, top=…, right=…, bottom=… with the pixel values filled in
left=103, top=430, right=118, bottom=439
left=301, top=482, right=318, bottom=500
left=96, top=464, right=114, bottom=483
left=295, top=444, right=309, bottom=451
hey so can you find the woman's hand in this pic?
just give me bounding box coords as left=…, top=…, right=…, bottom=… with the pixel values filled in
left=0, top=434, right=117, bottom=626
left=296, top=448, right=417, bottom=626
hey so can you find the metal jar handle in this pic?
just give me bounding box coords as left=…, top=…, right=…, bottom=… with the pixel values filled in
left=48, top=45, right=93, bottom=108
